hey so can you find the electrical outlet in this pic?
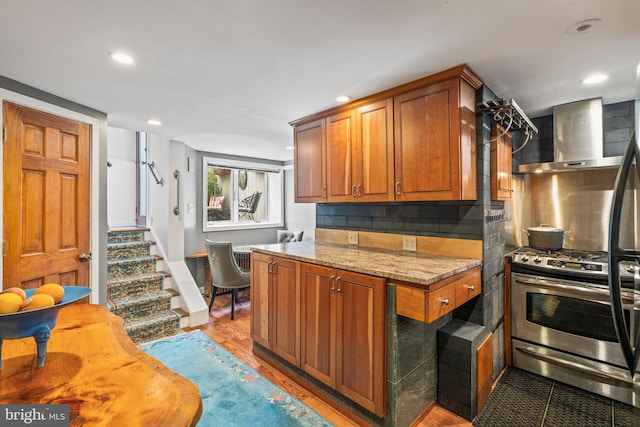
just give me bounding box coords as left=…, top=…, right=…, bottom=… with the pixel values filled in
left=403, top=236, right=417, bottom=251
left=348, top=231, right=359, bottom=245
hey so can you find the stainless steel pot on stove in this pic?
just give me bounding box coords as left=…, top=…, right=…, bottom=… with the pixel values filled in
left=525, top=224, right=568, bottom=250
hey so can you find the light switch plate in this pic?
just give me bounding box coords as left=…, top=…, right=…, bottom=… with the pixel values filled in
left=403, top=236, right=417, bottom=251
left=348, top=231, right=359, bottom=245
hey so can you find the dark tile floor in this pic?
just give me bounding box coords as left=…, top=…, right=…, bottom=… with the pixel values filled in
left=473, top=367, right=637, bottom=427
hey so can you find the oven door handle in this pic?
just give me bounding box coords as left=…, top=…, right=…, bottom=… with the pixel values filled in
left=514, top=277, right=634, bottom=304
left=515, top=345, right=634, bottom=384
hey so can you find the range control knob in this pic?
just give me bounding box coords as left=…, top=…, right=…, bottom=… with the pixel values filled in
left=521, top=256, right=529, bottom=262
left=533, top=257, right=542, bottom=264
left=626, top=265, right=636, bottom=274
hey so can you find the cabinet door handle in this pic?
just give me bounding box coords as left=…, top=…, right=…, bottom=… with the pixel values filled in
left=352, top=185, right=357, bottom=197
left=465, top=285, right=475, bottom=291
left=322, top=187, right=327, bottom=198
left=357, top=184, right=362, bottom=197
left=395, top=181, right=401, bottom=196
left=336, top=276, right=342, bottom=292
left=441, top=298, right=450, bottom=305
left=330, top=275, right=336, bottom=291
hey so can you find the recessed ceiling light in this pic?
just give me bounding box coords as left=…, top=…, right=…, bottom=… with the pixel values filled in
left=285, top=146, right=295, bottom=150
left=146, top=119, right=162, bottom=126
left=336, top=95, right=351, bottom=103
left=565, top=19, right=602, bottom=35
left=582, top=74, right=608, bottom=85
left=110, top=52, right=134, bottom=64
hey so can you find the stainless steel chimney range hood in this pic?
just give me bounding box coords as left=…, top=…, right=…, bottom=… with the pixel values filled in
left=517, top=98, right=623, bottom=173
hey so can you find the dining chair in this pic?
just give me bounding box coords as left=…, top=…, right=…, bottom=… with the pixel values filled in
left=277, top=230, right=304, bottom=243
left=205, top=240, right=251, bottom=320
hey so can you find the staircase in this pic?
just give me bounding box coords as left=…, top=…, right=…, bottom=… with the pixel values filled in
left=106, top=228, right=183, bottom=344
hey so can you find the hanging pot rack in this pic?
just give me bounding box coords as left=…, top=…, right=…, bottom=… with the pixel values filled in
left=478, top=98, right=538, bottom=153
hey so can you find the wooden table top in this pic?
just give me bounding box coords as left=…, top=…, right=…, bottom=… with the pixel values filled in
left=0, top=304, right=201, bottom=426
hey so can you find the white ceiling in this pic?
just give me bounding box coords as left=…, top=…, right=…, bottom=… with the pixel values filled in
left=1, top=0, right=638, bottom=161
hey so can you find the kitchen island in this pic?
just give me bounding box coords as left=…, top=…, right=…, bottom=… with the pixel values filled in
left=248, top=238, right=481, bottom=427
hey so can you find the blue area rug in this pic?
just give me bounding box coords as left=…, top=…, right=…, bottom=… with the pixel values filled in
left=140, top=330, right=334, bottom=427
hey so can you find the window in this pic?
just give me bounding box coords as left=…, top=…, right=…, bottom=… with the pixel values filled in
left=203, top=157, right=283, bottom=231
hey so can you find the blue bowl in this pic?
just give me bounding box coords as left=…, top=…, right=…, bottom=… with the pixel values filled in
left=0, top=286, right=92, bottom=369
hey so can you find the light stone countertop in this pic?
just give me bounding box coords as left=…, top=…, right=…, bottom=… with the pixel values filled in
left=250, top=240, right=482, bottom=287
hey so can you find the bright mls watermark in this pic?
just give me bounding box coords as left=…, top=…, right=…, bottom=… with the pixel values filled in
left=1, top=405, right=69, bottom=426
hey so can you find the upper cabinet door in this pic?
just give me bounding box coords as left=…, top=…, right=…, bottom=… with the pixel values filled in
left=394, top=77, right=477, bottom=201
left=491, top=123, right=513, bottom=201
left=394, top=78, right=458, bottom=201
left=355, top=98, right=395, bottom=202
left=326, top=110, right=357, bottom=202
left=294, top=119, right=326, bottom=202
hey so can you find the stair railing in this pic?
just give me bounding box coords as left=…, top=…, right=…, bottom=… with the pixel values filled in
left=143, top=161, right=164, bottom=186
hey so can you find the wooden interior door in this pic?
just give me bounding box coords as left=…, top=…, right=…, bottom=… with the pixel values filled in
left=3, top=101, right=90, bottom=290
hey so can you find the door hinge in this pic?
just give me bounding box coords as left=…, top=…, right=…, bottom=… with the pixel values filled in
left=2, top=125, right=5, bottom=143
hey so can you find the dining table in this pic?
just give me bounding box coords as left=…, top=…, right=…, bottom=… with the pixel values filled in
left=0, top=303, right=202, bottom=426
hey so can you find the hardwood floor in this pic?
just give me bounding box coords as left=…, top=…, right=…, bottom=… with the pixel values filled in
left=188, top=292, right=471, bottom=427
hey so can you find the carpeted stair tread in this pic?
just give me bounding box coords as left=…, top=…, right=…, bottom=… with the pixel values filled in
left=125, top=311, right=181, bottom=344
left=107, top=256, right=157, bottom=279
left=107, top=229, right=182, bottom=344
left=108, top=292, right=173, bottom=320
left=109, top=290, right=172, bottom=307
left=107, top=230, right=147, bottom=244
left=107, top=273, right=165, bottom=298
left=107, top=241, right=152, bottom=260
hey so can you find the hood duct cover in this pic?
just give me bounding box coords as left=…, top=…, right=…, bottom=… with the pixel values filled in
left=517, top=98, right=623, bottom=173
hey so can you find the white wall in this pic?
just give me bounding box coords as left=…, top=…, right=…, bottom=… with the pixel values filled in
left=107, top=127, right=137, bottom=228
left=147, top=133, right=172, bottom=253
left=284, top=168, right=315, bottom=240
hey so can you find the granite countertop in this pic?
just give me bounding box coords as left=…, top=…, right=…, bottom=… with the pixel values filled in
left=250, top=240, right=481, bottom=287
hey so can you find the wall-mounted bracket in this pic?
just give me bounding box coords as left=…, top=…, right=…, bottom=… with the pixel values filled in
left=144, top=161, right=164, bottom=186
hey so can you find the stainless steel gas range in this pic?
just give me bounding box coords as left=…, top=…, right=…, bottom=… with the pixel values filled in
left=510, top=247, right=639, bottom=407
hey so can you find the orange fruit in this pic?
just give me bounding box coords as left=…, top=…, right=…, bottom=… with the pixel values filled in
left=0, top=292, right=24, bottom=314
left=21, top=293, right=55, bottom=311
left=2, top=287, right=27, bottom=301
left=35, top=283, right=65, bottom=304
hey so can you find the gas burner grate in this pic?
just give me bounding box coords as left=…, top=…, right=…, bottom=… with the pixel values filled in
left=513, top=247, right=608, bottom=262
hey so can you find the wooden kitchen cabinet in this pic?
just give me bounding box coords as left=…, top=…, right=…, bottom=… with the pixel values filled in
left=300, top=263, right=386, bottom=416
left=326, top=99, right=395, bottom=202
left=395, top=266, right=481, bottom=323
left=394, top=76, right=478, bottom=201
left=293, top=118, right=326, bottom=202
left=326, top=109, right=357, bottom=202
left=250, top=252, right=301, bottom=366
left=491, top=123, right=513, bottom=201
left=291, top=65, right=482, bottom=203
